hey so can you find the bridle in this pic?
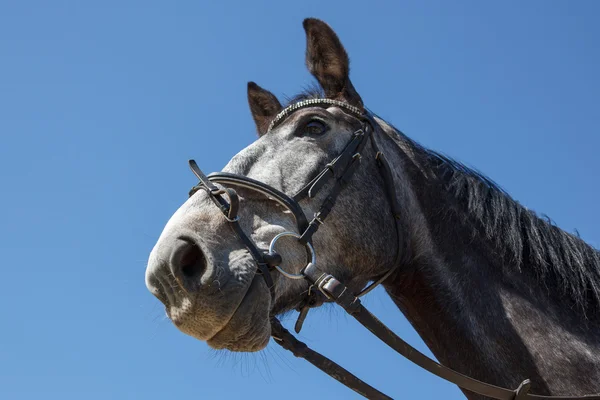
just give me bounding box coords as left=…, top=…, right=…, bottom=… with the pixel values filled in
left=188, top=98, right=403, bottom=307
left=187, top=99, right=600, bottom=400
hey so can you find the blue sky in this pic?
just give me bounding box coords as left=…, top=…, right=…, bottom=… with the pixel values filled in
left=1, top=1, right=598, bottom=399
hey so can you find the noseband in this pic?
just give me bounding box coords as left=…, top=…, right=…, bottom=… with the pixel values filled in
left=187, top=99, right=600, bottom=400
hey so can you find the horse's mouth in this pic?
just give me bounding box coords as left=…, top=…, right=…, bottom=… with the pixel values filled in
left=151, top=245, right=272, bottom=352
left=206, top=275, right=271, bottom=352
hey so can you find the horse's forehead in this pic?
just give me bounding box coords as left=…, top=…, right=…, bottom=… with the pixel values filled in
left=222, top=125, right=292, bottom=174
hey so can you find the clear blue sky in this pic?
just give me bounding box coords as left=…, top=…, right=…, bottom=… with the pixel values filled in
left=1, top=1, right=598, bottom=399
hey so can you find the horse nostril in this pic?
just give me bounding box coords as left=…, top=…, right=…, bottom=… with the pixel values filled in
left=181, top=243, right=203, bottom=278
left=172, top=239, right=207, bottom=285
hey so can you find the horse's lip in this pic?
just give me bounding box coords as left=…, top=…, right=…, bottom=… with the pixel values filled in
left=204, top=274, right=261, bottom=342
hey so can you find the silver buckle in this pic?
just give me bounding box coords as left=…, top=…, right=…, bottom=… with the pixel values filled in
left=316, top=274, right=335, bottom=299
left=313, top=213, right=324, bottom=225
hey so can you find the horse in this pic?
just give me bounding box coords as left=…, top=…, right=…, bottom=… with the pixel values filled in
left=145, top=18, right=600, bottom=399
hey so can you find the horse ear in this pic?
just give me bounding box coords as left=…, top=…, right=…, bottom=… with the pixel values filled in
left=303, top=18, right=363, bottom=110
left=247, top=82, right=283, bottom=136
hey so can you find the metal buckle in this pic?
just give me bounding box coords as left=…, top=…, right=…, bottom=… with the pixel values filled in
left=268, top=232, right=316, bottom=280
left=513, top=379, right=531, bottom=400
left=224, top=215, right=240, bottom=223
left=316, top=274, right=336, bottom=299
left=313, top=213, right=324, bottom=225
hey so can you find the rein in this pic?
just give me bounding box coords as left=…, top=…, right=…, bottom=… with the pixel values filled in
left=188, top=99, right=600, bottom=400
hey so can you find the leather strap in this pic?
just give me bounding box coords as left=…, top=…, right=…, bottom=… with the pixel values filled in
left=206, top=171, right=309, bottom=234
left=271, top=318, right=392, bottom=400
left=297, top=126, right=372, bottom=244
left=286, top=263, right=600, bottom=400
left=189, top=161, right=275, bottom=299
left=293, top=129, right=367, bottom=201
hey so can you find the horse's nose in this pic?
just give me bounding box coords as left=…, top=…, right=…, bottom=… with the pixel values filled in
left=146, top=237, right=207, bottom=305
left=171, top=238, right=206, bottom=285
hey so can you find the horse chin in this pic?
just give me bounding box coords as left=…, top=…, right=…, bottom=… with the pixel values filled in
left=206, top=276, right=271, bottom=352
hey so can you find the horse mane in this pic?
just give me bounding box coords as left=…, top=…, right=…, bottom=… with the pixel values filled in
left=381, top=119, right=600, bottom=315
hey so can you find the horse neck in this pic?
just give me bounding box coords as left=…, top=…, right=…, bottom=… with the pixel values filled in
left=375, top=120, right=600, bottom=397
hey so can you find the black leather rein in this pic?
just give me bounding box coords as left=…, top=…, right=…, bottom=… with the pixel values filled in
left=187, top=99, right=600, bottom=400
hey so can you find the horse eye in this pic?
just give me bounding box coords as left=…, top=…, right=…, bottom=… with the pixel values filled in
left=304, top=120, right=328, bottom=135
